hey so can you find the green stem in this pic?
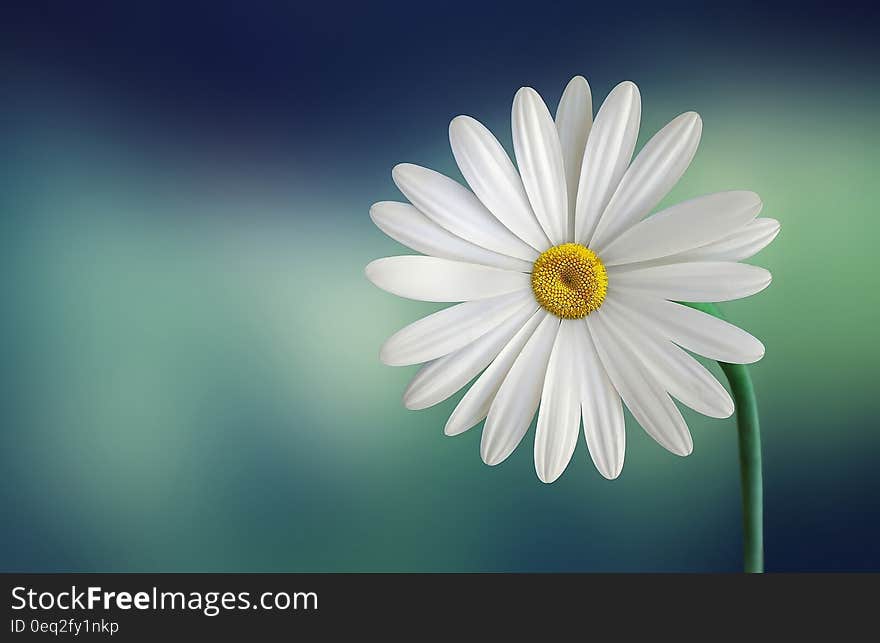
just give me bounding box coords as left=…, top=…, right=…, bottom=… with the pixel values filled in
left=685, top=302, right=764, bottom=573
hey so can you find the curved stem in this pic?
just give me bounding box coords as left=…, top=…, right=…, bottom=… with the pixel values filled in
left=685, top=302, right=764, bottom=573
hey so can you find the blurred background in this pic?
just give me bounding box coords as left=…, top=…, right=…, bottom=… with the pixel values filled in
left=2, top=1, right=878, bottom=571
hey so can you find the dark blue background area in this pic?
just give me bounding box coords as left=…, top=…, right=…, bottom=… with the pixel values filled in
left=5, top=1, right=877, bottom=148
left=2, top=2, right=878, bottom=572
left=5, top=0, right=877, bottom=215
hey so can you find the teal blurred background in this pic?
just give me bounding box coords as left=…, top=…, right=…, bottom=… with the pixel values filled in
left=2, top=1, right=878, bottom=571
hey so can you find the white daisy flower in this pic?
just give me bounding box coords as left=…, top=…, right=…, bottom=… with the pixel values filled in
left=366, top=76, right=780, bottom=483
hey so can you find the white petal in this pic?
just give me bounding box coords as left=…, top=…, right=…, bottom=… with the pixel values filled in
left=606, top=291, right=765, bottom=364
left=601, top=299, right=733, bottom=418
left=534, top=320, right=581, bottom=483
left=598, top=191, right=762, bottom=265
left=366, top=256, right=530, bottom=302
left=445, top=310, right=548, bottom=436
left=588, top=311, right=693, bottom=456
left=609, top=261, right=772, bottom=302
left=512, top=87, right=568, bottom=245
left=449, top=116, right=551, bottom=251
left=402, top=301, right=538, bottom=409
left=392, top=163, right=538, bottom=262
left=574, top=81, right=641, bottom=244
left=380, top=290, right=533, bottom=366
left=555, top=76, right=593, bottom=238
left=481, top=314, right=559, bottom=465
left=668, top=218, right=781, bottom=263
left=572, top=320, right=625, bottom=479
left=370, top=201, right=533, bottom=272
left=591, top=112, right=702, bottom=248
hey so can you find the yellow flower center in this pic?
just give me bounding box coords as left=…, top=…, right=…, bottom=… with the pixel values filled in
left=531, top=243, right=608, bottom=319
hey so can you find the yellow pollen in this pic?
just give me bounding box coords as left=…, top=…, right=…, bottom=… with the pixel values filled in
left=531, top=243, right=608, bottom=319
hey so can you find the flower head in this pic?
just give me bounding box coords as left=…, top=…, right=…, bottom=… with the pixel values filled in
left=366, top=76, right=779, bottom=482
